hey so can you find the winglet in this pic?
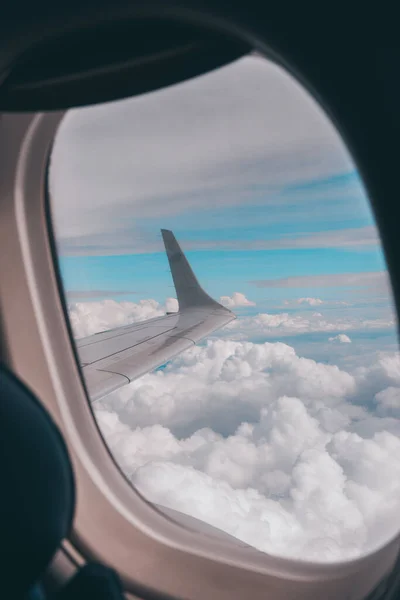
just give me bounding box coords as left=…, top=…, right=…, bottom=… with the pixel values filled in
left=161, top=229, right=231, bottom=312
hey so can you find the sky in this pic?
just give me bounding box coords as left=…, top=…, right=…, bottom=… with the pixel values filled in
left=48, top=54, right=400, bottom=563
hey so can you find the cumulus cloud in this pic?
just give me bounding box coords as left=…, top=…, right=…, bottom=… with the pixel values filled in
left=223, top=311, right=394, bottom=339
left=68, top=297, right=394, bottom=343
left=67, top=297, right=400, bottom=561
left=296, top=297, right=323, bottom=306
left=224, top=312, right=343, bottom=338
left=68, top=297, right=175, bottom=338
left=100, top=339, right=356, bottom=438
left=220, top=292, right=256, bottom=308
left=375, top=387, right=400, bottom=418
left=165, top=297, right=179, bottom=313
left=91, top=332, right=400, bottom=562
left=329, top=334, right=352, bottom=343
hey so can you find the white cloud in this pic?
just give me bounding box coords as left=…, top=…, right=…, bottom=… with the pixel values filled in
left=296, top=297, right=323, bottom=306
left=375, top=387, right=400, bottom=418
left=54, top=225, right=379, bottom=257
left=251, top=271, right=390, bottom=290
left=92, top=336, right=400, bottom=562
left=220, top=292, right=255, bottom=308
left=67, top=297, right=395, bottom=349
left=243, top=226, right=378, bottom=252
left=225, top=312, right=340, bottom=337
left=68, top=298, right=167, bottom=338
left=284, top=298, right=352, bottom=308
left=223, top=311, right=394, bottom=339
left=329, top=334, right=352, bottom=344
left=48, top=55, right=358, bottom=254
left=361, top=318, right=396, bottom=329
left=67, top=297, right=400, bottom=561
left=165, top=297, right=179, bottom=313
left=100, top=339, right=355, bottom=439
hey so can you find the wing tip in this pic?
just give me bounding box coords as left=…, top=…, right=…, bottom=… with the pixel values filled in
left=161, top=229, right=175, bottom=248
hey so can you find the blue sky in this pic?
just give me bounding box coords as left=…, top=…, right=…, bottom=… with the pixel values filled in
left=49, top=54, right=397, bottom=363
left=59, top=242, right=386, bottom=304
left=57, top=167, right=387, bottom=309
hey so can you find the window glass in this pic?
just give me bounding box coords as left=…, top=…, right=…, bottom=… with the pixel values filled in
left=48, top=54, right=400, bottom=563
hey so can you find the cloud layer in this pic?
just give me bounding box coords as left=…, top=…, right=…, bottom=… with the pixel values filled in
left=295, top=297, right=324, bottom=306
left=329, top=334, right=352, bottom=344
left=220, top=292, right=256, bottom=308
left=68, top=296, right=400, bottom=562
left=49, top=55, right=361, bottom=255
left=250, top=271, right=389, bottom=290
left=68, top=297, right=395, bottom=341
left=223, top=311, right=395, bottom=340
left=69, top=297, right=173, bottom=338
left=94, top=337, right=400, bottom=562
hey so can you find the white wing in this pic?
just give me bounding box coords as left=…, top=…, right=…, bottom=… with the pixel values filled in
left=76, top=230, right=235, bottom=401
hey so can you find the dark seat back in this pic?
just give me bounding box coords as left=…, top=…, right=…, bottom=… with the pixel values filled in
left=0, top=366, right=75, bottom=597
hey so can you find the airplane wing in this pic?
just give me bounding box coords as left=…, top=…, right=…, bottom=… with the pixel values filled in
left=75, top=229, right=236, bottom=402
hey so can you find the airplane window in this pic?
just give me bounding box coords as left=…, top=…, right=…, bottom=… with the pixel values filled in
left=48, top=54, right=400, bottom=563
